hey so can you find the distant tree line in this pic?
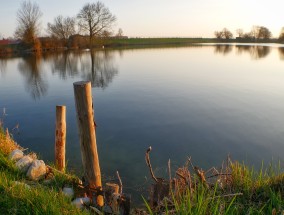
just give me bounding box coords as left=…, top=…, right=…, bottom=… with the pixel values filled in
left=11, top=1, right=124, bottom=52
left=279, top=28, right=284, bottom=42
left=214, top=28, right=233, bottom=39
left=215, top=26, right=284, bottom=42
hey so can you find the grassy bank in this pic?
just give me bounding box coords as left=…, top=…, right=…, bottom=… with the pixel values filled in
left=0, top=127, right=88, bottom=214
left=143, top=157, right=284, bottom=215
left=2, top=123, right=284, bottom=214
left=0, top=154, right=88, bottom=214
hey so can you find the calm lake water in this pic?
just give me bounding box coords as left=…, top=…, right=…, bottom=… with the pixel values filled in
left=1, top=44, right=284, bottom=198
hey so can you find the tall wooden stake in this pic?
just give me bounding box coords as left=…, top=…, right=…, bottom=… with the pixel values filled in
left=73, top=81, right=103, bottom=207
left=55, top=105, right=66, bottom=171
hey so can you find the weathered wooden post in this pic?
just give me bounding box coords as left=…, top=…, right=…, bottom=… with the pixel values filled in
left=73, top=81, right=103, bottom=207
left=55, top=105, right=66, bottom=171
left=105, top=183, right=120, bottom=213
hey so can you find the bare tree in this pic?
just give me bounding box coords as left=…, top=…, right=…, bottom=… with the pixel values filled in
left=236, top=29, right=244, bottom=37
left=77, top=2, right=116, bottom=48
left=116, top=28, right=123, bottom=37
left=243, top=32, right=253, bottom=39
left=47, top=16, right=76, bottom=40
left=257, top=26, right=272, bottom=40
left=250, top=26, right=259, bottom=40
left=214, top=31, right=223, bottom=39
left=249, top=26, right=272, bottom=40
left=223, top=28, right=233, bottom=39
left=14, top=1, right=42, bottom=46
left=214, top=28, right=233, bottom=39
left=279, top=27, right=284, bottom=42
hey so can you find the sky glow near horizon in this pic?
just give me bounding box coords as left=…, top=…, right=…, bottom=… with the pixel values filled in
left=0, top=0, right=283, bottom=38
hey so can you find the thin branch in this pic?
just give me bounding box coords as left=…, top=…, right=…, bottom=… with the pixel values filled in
left=168, top=159, right=172, bottom=191
left=116, top=171, right=123, bottom=194
left=176, top=172, right=186, bottom=182
left=205, top=167, right=219, bottom=175
left=145, top=146, right=158, bottom=183
left=187, top=156, right=195, bottom=170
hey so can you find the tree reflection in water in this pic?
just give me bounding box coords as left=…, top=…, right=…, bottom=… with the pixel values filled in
left=16, top=49, right=118, bottom=100
left=214, top=45, right=233, bottom=55
left=44, top=51, right=82, bottom=79
left=0, top=58, right=7, bottom=75
left=81, top=50, right=118, bottom=89
left=235, top=45, right=271, bottom=59
left=44, top=49, right=118, bottom=89
left=279, top=48, right=284, bottom=60
left=18, top=54, right=48, bottom=100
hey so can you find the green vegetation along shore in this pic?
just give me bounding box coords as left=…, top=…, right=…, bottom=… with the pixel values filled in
left=0, top=127, right=88, bottom=214
left=1, top=37, right=282, bottom=56
left=2, top=123, right=284, bottom=214
left=106, top=37, right=218, bottom=47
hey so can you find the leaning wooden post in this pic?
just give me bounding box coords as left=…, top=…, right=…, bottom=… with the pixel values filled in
left=73, top=81, right=103, bottom=207
left=55, top=105, right=66, bottom=171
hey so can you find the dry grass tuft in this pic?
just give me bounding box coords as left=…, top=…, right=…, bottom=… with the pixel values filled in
left=0, top=127, right=21, bottom=155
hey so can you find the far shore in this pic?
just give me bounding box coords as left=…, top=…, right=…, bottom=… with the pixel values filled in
left=0, top=37, right=283, bottom=57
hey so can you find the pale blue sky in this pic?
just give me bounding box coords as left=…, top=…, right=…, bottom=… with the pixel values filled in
left=0, top=0, right=283, bottom=38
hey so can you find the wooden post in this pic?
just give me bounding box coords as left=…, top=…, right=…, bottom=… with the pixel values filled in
left=106, top=183, right=119, bottom=194
left=55, top=105, right=66, bottom=171
left=106, top=183, right=120, bottom=214
left=73, top=81, right=103, bottom=207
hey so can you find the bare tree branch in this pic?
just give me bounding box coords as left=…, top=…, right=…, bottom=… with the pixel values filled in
left=77, top=2, right=116, bottom=48
left=47, top=16, right=76, bottom=40
left=14, top=1, right=42, bottom=45
left=145, top=146, right=158, bottom=183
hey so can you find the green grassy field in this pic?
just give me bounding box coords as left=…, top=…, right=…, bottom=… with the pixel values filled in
left=106, top=37, right=219, bottom=47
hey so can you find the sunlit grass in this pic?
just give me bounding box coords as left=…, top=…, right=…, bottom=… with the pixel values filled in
left=143, top=160, right=284, bottom=214
left=0, top=127, right=20, bottom=155
left=0, top=122, right=89, bottom=214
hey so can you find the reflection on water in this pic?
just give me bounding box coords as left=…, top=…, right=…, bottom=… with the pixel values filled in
left=1, top=45, right=280, bottom=101
left=213, top=45, right=272, bottom=60
left=235, top=45, right=271, bottom=59
left=81, top=50, right=118, bottom=88
left=1, top=45, right=284, bottom=203
left=15, top=50, right=119, bottom=99
left=18, top=55, right=48, bottom=100
left=45, top=51, right=82, bottom=79
left=279, top=48, right=284, bottom=60
left=0, top=58, right=7, bottom=75
left=214, top=45, right=233, bottom=55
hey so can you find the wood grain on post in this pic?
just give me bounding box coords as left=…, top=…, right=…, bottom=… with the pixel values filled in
left=106, top=183, right=119, bottom=194
left=73, top=81, right=103, bottom=207
left=55, top=105, right=66, bottom=171
left=106, top=183, right=120, bottom=213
